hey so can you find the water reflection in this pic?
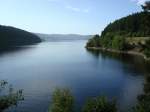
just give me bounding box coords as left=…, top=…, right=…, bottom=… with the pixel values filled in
left=0, top=41, right=148, bottom=112
left=86, top=49, right=150, bottom=75
left=86, top=49, right=150, bottom=111
left=0, top=43, right=40, bottom=57
left=0, top=47, right=35, bottom=58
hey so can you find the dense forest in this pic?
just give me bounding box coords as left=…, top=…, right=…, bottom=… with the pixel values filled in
left=86, top=1, right=150, bottom=58
left=0, top=25, right=41, bottom=49
left=101, top=11, right=150, bottom=38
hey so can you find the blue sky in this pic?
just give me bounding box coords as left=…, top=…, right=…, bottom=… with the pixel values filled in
left=0, top=0, right=147, bottom=34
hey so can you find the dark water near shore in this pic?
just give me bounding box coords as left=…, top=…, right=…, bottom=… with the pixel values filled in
left=0, top=40, right=150, bottom=112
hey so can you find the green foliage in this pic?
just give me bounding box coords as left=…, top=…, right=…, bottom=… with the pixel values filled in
left=144, top=39, right=150, bottom=57
left=86, top=11, right=150, bottom=57
left=86, top=35, right=100, bottom=47
left=112, top=36, right=126, bottom=50
left=49, top=89, right=117, bottom=112
left=49, top=88, right=74, bottom=112
left=144, top=49, right=150, bottom=58
left=0, top=80, right=24, bottom=111
left=100, top=33, right=114, bottom=48
left=82, top=96, right=117, bottom=112
left=133, top=75, right=150, bottom=112
left=87, top=33, right=127, bottom=50
left=0, top=25, right=41, bottom=49
left=101, top=12, right=150, bottom=38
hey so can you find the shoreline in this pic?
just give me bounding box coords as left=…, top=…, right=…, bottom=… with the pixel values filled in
left=86, top=47, right=150, bottom=61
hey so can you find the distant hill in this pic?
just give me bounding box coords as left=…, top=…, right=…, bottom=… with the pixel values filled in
left=36, top=33, right=92, bottom=42
left=0, top=25, right=41, bottom=48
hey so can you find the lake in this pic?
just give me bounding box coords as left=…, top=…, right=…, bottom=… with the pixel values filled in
left=1, top=40, right=150, bottom=112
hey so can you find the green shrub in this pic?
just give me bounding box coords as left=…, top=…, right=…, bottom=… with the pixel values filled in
left=49, top=88, right=74, bottom=112
left=0, top=80, right=24, bottom=111
left=112, top=36, right=126, bottom=50
left=82, top=96, right=117, bottom=112
left=132, top=74, right=150, bottom=112
left=144, top=49, right=150, bottom=57
left=86, top=35, right=101, bottom=47
left=144, top=39, right=150, bottom=57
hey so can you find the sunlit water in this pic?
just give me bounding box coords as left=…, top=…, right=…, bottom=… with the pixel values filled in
left=1, top=40, right=150, bottom=112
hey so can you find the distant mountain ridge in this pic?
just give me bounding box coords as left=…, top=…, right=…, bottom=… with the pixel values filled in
left=36, top=33, right=92, bottom=41
left=0, top=25, right=41, bottom=48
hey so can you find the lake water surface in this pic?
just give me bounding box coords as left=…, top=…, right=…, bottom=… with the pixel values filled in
left=1, top=40, right=150, bottom=112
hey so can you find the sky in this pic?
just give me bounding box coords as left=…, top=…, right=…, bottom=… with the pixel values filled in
left=0, top=0, right=148, bottom=35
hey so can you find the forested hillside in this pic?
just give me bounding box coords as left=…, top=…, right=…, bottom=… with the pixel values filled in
left=0, top=25, right=41, bottom=48
left=86, top=1, right=150, bottom=58
left=101, top=12, right=150, bottom=37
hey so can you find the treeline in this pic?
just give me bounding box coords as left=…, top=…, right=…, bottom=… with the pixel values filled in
left=86, top=5, right=150, bottom=58
left=101, top=12, right=150, bottom=38
left=0, top=25, right=41, bottom=49
left=86, top=34, right=127, bottom=50
left=101, top=1, right=150, bottom=38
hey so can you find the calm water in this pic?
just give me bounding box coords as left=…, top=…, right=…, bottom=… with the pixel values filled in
left=0, top=40, right=150, bottom=112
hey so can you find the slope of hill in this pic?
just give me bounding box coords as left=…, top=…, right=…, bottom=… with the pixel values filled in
left=0, top=25, right=41, bottom=48
left=36, top=33, right=92, bottom=41
left=86, top=11, right=150, bottom=59
left=101, top=12, right=150, bottom=37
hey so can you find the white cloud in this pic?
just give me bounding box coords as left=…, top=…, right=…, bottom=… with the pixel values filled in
left=66, top=6, right=80, bottom=12
left=47, top=0, right=90, bottom=13
left=66, top=5, right=89, bottom=13
left=131, top=0, right=148, bottom=5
